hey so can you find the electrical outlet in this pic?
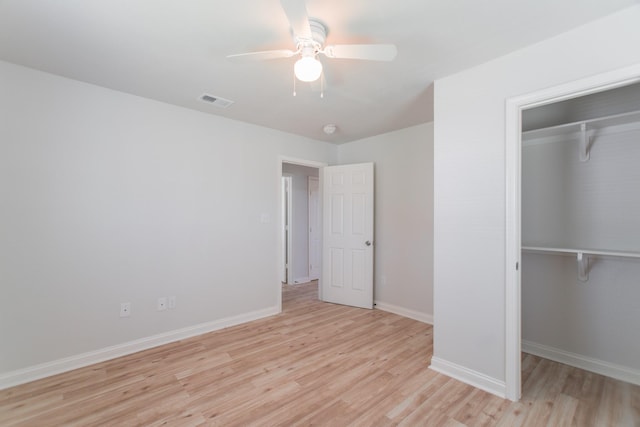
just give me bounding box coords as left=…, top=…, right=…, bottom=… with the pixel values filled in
left=120, top=302, right=131, bottom=317
left=157, top=297, right=167, bottom=311
left=168, top=295, right=176, bottom=309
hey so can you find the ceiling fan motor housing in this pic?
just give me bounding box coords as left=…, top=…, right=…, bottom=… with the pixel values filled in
left=294, top=18, right=327, bottom=53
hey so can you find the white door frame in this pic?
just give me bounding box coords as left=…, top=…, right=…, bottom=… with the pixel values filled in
left=281, top=175, right=293, bottom=284
left=308, top=176, right=321, bottom=281
left=504, top=63, right=640, bottom=401
left=277, top=156, right=327, bottom=313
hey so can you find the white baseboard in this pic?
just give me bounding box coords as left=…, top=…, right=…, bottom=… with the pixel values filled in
left=374, top=301, right=433, bottom=324
left=522, top=340, right=640, bottom=387
left=0, top=306, right=279, bottom=391
left=292, top=277, right=310, bottom=284
left=430, top=357, right=506, bottom=398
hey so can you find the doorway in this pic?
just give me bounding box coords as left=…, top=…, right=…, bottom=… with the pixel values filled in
left=281, top=162, right=320, bottom=285
left=277, top=157, right=327, bottom=312
left=505, top=64, right=640, bottom=401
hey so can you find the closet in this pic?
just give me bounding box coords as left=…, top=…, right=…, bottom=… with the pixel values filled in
left=520, top=82, right=640, bottom=386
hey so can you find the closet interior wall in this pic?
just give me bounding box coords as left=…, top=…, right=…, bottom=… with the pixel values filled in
left=521, top=82, right=640, bottom=385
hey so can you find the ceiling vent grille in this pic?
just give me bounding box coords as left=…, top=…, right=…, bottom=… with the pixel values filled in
left=199, top=93, right=234, bottom=108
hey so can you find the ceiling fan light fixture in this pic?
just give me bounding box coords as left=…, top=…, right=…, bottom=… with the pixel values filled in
left=294, top=56, right=323, bottom=82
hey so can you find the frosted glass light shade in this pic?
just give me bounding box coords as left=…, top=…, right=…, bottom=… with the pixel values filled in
left=294, top=57, right=323, bottom=82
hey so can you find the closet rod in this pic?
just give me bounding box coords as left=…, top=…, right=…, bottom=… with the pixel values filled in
left=522, top=246, right=640, bottom=259
left=522, top=109, right=640, bottom=141
left=522, top=246, right=640, bottom=282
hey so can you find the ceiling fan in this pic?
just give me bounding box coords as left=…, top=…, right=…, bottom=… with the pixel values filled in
left=227, top=0, right=397, bottom=84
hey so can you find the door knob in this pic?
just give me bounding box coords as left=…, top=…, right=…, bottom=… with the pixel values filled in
left=365, top=240, right=372, bottom=246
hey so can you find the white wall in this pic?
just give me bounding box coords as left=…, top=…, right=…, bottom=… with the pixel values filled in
left=521, top=123, right=640, bottom=379
left=338, top=123, right=434, bottom=323
left=522, top=126, right=640, bottom=251
left=432, top=5, right=640, bottom=396
left=281, top=163, right=318, bottom=283
left=522, top=254, right=640, bottom=373
left=0, top=60, right=337, bottom=385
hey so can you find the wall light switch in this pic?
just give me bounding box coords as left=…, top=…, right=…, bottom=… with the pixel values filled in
left=168, top=295, right=176, bottom=309
left=157, top=297, right=167, bottom=311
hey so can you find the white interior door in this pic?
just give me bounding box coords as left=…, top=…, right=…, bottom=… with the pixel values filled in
left=308, top=176, right=321, bottom=280
left=321, top=163, right=374, bottom=309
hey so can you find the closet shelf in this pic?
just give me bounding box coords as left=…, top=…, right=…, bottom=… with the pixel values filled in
left=522, top=109, right=640, bottom=141
left=522, top=246, right=640, bottom=282
left=522, top=246, right=640, bottom=259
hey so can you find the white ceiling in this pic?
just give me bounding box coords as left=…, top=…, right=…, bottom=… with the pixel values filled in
left=0, top=0, right=637, bottom=144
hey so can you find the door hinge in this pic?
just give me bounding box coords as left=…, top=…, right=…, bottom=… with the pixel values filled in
left=516, top=262, right=519, bottom=271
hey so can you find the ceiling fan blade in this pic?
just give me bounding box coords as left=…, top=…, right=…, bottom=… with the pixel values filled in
left=226, top=49, right=296, bottom=62
left=323, top=44, right=398, bottom=61
left=280, top=0, right=312, bottom=39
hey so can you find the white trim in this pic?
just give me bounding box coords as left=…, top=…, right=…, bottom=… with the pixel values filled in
left=0, top=306, right=278, bottom=390
left=430, top=357, right=506, bottom=398
left=279, top=156, right=327, bottom=169
left=374, top=301, right=433, bottom=324
left=282, top=175, right=293, bottom=285
left=505, top=92, right=522, bottom=402
left=293, top=276, right=311, bottom=284
left=308, top=175, right=321, bottom=281
left=522, top=340, right=640, bottom=387
left=504, top=63, right=640, bottom=403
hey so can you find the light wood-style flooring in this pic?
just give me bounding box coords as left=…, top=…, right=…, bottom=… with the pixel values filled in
left=1, top=281, right=638, bottom=426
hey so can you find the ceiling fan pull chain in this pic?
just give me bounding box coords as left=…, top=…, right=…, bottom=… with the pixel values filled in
left=320, top=73, right=324, bottom=99
left=293, top=71, right=297, bottom=97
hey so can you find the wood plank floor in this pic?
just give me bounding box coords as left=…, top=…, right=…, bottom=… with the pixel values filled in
left=1, top=281, right=638, bottom=426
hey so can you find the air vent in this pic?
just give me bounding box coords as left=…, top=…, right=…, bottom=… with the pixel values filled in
left=199, top=93, right=234, bottom=108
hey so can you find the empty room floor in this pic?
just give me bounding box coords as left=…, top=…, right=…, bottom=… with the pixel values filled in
left=1, top=281, right=638, bottom=426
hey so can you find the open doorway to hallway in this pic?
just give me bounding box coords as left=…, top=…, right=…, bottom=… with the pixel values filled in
left=281, top=162, right=321, bottom=291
